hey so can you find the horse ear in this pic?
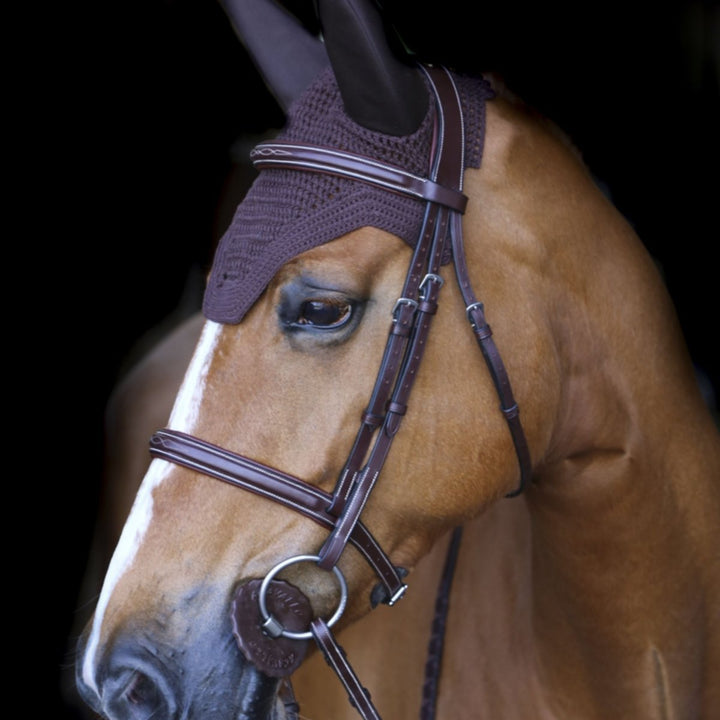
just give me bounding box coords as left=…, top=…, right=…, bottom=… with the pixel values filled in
left=219, top=0, right=329, bottom=114
left=317, top=0, right=428, bottom=135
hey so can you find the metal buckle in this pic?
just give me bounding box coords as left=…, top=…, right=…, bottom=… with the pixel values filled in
left=466, top=301, right=485, bottom=328
left=392, top=297, right=418, bottom=320
left=419, top=273, right=444, bottom=298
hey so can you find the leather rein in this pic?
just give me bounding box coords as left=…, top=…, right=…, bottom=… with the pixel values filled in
left=149, top=66, right=531, bottom=720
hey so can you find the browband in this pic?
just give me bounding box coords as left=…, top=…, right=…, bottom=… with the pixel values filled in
left=251, top=142, right=468, bottom=212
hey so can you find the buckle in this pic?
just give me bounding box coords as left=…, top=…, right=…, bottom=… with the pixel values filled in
left=392, top=297, right=418, bottom=321
left=419, top=273, right=444, bottom=298
left=466, top=301, right=485, bottom=327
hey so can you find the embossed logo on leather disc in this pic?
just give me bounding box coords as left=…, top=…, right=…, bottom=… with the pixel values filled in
left=231, top=578, right=313, bottom=677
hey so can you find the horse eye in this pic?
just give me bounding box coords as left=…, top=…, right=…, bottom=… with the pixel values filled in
left=296, top=299, right=352, bottom=329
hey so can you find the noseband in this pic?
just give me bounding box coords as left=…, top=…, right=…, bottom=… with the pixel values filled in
left=149, top=66, right=531, bottom=720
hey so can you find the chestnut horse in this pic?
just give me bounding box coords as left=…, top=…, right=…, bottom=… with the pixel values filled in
left=76, top=1, right=720, bottom=718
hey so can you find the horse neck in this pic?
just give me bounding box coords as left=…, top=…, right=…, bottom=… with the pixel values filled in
left=465, top=95, right=720, bottom=715
left=526, top=241, right=720, bottom=714
left=527, top=161, right=720, bottom=584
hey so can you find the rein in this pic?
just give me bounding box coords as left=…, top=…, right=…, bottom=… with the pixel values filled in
left=149, top=66, right=531, bottom=720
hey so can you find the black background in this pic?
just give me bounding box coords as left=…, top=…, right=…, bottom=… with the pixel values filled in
left=38, top=1, right=716, bottom=717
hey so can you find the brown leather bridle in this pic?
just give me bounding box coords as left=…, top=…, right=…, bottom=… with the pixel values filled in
left=148, top=66, right=531, bottom=720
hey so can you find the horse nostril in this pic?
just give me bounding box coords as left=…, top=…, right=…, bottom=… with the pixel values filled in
left=102, top=662, right=175, bottom=720
left=123, top=671, right=162, bottom=716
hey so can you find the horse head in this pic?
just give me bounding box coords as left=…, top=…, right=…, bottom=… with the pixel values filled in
left=76, top=1, right=720, bottom=718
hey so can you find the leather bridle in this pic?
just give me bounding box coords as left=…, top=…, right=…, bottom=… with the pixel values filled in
left=148, top=66, right=531, bottom=720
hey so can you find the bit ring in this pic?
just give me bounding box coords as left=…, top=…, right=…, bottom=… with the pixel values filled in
left=258, top=554, right=348, bottom=640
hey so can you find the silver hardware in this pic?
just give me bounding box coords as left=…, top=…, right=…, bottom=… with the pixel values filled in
left=387, top=583, right=409, bottom=606
left=466, top=301, right=485, bottom=327
left=392, top=297, right=418, bottom=319
left=260, top=614, right=286, bottom=639
left=258, top=554, right=348, bottom=640
left=420, top=273, right=444, bottom=297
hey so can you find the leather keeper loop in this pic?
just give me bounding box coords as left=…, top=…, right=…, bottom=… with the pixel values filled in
left=467, top=305, right=492, bottom=336
left=417, top=299, right=438, bottom=315
left=501, top=403, right=520, bottom=421
left=470, top=314, right=492, bottom=340
left=361, top=410, right=385, bottom=427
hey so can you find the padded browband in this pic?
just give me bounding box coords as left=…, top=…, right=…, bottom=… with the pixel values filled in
left=251, top=142, right=468, bottom=213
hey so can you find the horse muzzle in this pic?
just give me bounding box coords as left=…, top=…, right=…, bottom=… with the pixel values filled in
left=75, top=616, right=292, bottom=720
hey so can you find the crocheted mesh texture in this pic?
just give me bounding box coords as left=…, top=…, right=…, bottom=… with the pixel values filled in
left=203, top=66, right=494, bottom=324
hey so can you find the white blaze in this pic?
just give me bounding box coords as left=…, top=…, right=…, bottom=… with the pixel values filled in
left=81, top=321, right=223, bottom=693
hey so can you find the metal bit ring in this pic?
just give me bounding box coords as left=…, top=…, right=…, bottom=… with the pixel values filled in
left=258, top=554, right=348, bottom=641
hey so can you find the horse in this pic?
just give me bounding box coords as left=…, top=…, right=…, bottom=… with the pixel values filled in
left=75, top=1, right=720, bottom=718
